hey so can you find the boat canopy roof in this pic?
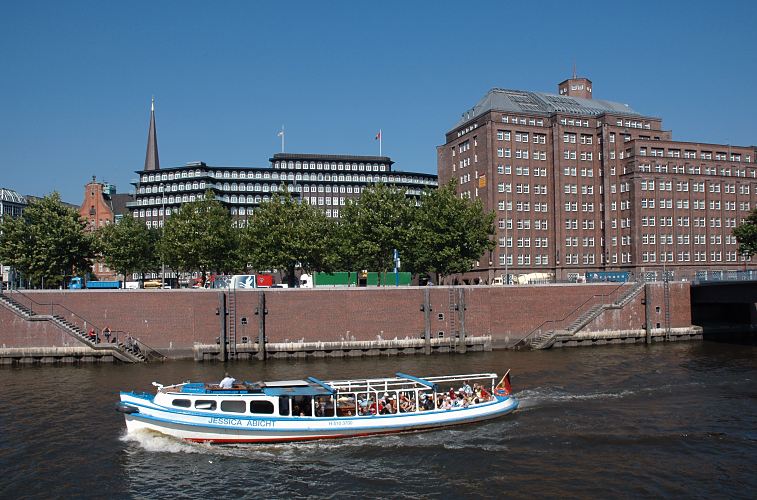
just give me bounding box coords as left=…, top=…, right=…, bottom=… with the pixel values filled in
left=169, top=373, right=498, bottom=397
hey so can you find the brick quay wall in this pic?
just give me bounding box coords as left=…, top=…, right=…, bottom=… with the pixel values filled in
left=0, top=283, right=694, bottom=360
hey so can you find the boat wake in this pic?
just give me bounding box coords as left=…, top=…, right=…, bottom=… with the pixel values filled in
left=515, top=388, right=638, bottom=410
left=120, top=420, right=516, bottom=457
left=121, top=428, right=209, bottom=455
left=516, top=379, right=708, bottom=411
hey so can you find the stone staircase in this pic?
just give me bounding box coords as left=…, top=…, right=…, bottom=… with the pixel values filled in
left=527, top=281, right=646, bottom=350
left=0, top=292, right=146, bottom=363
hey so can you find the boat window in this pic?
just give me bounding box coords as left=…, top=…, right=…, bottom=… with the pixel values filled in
left=278, top=396, right=291, bottom=416
left=194, top=400, right=217, bottom=411
left=172, top=399, right=191, bottom=408
left=292, top=396, right=312, bottom=417
left=314, top=395, right=335, bottom=418
left=250, top=401, right=275, bottom=415
left=220, top=400, right=246, bottom=413
left=336, top=393, right=356, bottom=417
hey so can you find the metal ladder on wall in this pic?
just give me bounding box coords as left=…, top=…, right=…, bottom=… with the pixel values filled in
left=447, top=288, right=457, bottom=340
left=663, top=279, right=671, bottom=340
left=228, top=288, right=237, bottom=358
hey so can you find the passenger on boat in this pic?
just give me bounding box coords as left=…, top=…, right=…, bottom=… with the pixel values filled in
left=369, top=397, right=384, bottom=415
left=479, top=385, right=491, bottom=401
left=219, top=373, right=236, bottom=389
left=315, top=401, right=327, bottom=417
left=399, top=393, right=414, bottom=412
left=422, top=394, right=435, bottom=411
left=454, top=393, right=469, bottom=408
left=460, top=381, right=473, bottom=397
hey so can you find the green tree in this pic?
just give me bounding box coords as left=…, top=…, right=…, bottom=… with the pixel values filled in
left=158, top=191, right=239, bottom=278
left=406, top=181, right=495, bottom=284
left=340, top=184, right=415, bottom=284
left=241, top=190, right=337, bottom=287
left=0, top=193, right=94, bottom=288
left=96, top=214, right=160, bottom=283
left=733, top=207, right=757, bottom=259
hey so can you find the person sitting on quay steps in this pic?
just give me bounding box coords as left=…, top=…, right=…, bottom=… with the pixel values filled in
left=88, top=328, right=97, bottom=343
left=102, top=326, right=111, bottom=343
left=219, top=373, right=236, bottom=389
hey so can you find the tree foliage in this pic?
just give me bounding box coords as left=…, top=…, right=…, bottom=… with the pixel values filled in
left=96, top=214, right=160, bottom=281
left=158, top=191, right=239, bottom=276
left=241, top=190, right=337, bottom=287
left=733, top=208, right=757, bottom=258
left=339, top=184, right=415, bottom=283
left=406, top=181, right=495, bottom=282
left=0, top=193, right=94, bottom=288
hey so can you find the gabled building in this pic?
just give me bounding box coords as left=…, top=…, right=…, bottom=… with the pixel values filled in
left=79, top=177, right=134, bottom=280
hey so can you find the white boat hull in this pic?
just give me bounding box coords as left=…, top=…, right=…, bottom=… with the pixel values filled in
left=120, top=394, right=518, bottom=443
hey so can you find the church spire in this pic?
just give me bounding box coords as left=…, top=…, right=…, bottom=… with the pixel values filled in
left=144, top=96, right=160, bottom=171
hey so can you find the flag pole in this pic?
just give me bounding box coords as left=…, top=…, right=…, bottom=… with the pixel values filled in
left=379, top=128, right=382, bottom=156
left=281, top=125, right=285, bottom=153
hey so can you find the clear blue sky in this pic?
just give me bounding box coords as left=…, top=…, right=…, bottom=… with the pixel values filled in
left=2, top=1, right=756, bottom=204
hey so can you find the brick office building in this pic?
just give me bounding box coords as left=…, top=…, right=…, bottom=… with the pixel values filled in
left=438, top=75, right=756, bottom=283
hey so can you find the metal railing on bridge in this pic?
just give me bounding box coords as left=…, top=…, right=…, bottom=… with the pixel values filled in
left=692, top=269, right=757, bottom=284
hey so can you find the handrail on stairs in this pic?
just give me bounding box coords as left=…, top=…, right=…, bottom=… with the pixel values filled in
left=2, top=289, right=156, bottom=360
left=510, top=281, right=634, bottom=349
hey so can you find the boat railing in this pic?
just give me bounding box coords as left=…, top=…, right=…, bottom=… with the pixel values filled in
left=328, top=373, right=499, bottom=396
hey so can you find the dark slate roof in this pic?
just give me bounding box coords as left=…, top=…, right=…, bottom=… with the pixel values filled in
left=454, top=88, right=644, bottom=128
left=271, top=153, right=393, bottom=164
left=109, top=193, right=134, bottom=216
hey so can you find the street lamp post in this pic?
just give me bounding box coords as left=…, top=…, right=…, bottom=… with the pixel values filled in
left=160, top=183, right=165, bottom=289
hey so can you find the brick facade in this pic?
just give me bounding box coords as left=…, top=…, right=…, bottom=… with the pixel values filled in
left=438, top=76, right=756, bottom=284
left=0, top=284, right=692, bottom=355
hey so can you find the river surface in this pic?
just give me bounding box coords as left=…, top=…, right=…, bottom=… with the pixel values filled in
left=1, top=341, right=755, bottom=499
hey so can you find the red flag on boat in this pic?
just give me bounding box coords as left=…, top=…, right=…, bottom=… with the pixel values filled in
left=494, top=369, right=512, bottom=396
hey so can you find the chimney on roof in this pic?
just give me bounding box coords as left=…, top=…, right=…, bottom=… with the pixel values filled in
left=558, top=75, right=593, bottom=100
left=144, top=97, right=160, bottom=171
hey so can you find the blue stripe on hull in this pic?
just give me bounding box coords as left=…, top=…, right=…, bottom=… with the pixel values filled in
left=126, top=402, right=517, bottom=443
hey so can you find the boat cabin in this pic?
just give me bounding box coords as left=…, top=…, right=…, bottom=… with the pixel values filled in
left=154, top=373, right=500, bottom=419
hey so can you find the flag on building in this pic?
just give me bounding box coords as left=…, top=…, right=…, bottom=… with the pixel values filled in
left=375, top=130, right=381, bottom=140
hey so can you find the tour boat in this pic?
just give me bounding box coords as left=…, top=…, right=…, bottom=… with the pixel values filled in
left=116, top=371, right=518, bottom=443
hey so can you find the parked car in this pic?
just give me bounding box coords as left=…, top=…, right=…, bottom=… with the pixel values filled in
left=144, top=279, right=162, bottom=288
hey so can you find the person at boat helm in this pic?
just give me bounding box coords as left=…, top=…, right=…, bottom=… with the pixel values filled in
left=219, top=373, right=236, bottom=389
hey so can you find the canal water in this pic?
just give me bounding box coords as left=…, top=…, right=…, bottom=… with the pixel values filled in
left=1, top=341, right=755, bottom=498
